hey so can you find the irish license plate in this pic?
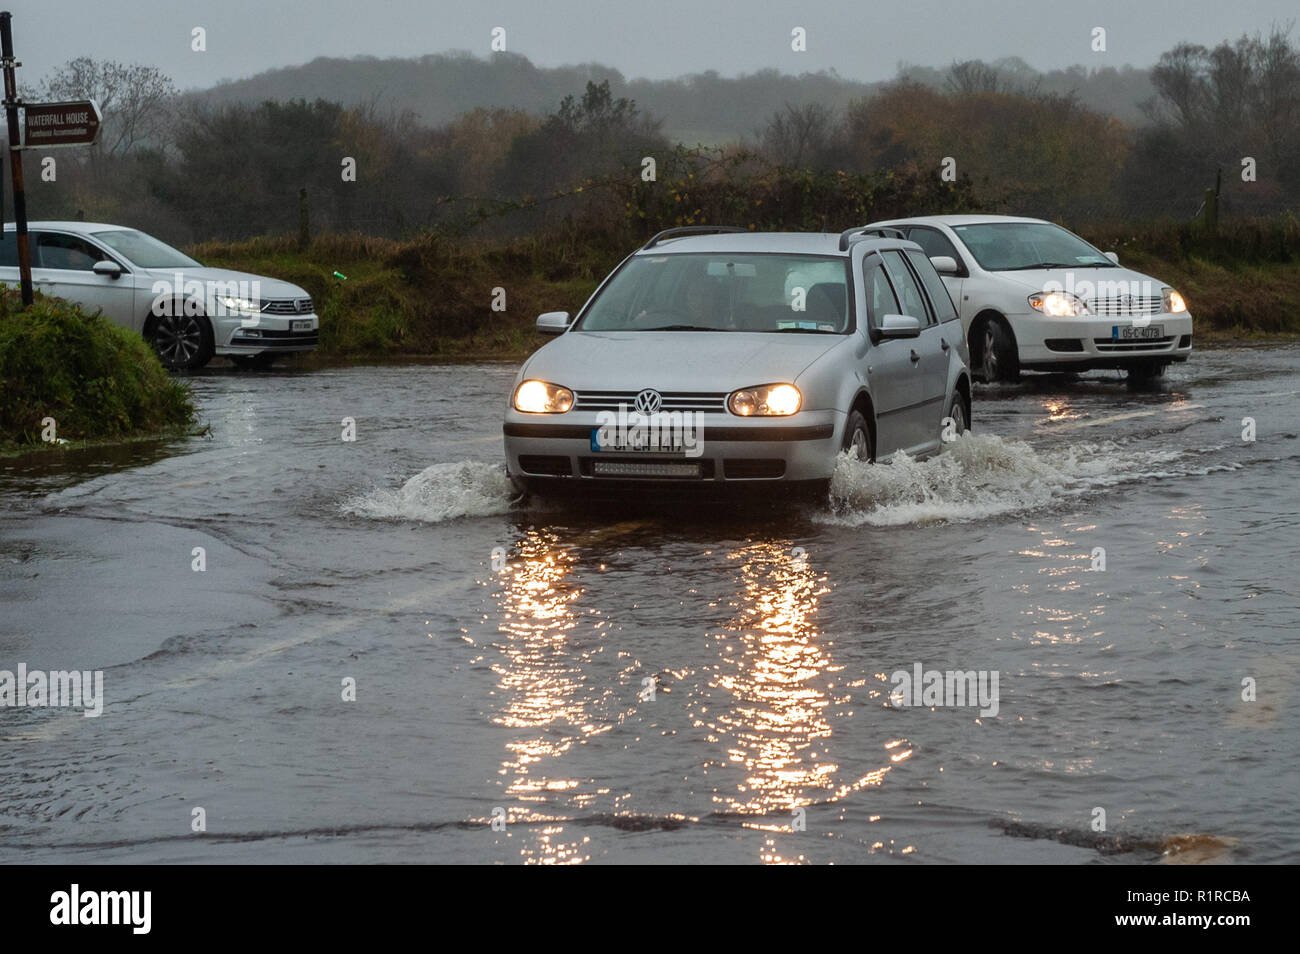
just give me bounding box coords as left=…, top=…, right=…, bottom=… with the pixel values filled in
left=291, top=319, right=314, bottom=332
left=1113, top=324, right=1163, bottom=340
left=590, top=428, right=684, bottom=454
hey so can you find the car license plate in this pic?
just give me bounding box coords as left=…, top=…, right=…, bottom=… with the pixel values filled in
left=1113, top=324, right=1163, bottom=340
left=590, top=428, right=685, bottom=454
left=291, top=319, right=314, bottom=332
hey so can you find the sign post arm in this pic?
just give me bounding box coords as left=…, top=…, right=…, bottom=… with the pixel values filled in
left=0, top=11, right=33, bottom=307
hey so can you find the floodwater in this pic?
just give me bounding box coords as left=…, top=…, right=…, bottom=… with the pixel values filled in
left=1, top=347, right=1297, bottom=864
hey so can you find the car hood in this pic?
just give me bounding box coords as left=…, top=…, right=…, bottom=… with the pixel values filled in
left=993, top=265, right=1167, bottom=299
left=141, top=266, right=308, bottom=299
left=524, top=330, right=845, bottom=391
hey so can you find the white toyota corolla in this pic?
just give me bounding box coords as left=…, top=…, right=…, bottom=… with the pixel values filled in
left=503, top=227, right=973, bottom=495
left=1, top=221, right=318, bottom=370
left=864, top=215, right=1194, bottom=382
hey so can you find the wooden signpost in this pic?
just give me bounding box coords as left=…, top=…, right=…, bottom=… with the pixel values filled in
left=1, top=12, right=103, bottom=306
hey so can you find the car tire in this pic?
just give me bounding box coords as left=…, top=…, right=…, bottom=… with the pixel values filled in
left=979, top=319, right=1019, bottom=383
left=841, top=409, right=874, bottom=462
left=1125, top=359, right=1167, bottom=381
left=149, top=312, right=214, bottom=371
left=230, top=353, right=277, bottom=370
left=944, top=392, right=970, bottom=442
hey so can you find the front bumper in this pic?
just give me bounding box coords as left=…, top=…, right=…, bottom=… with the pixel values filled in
left=1007, top=311, right=1194, bottom=371
left=214, top=313, right=320, bottom=355
left=503, top=409, right=845, bottom=489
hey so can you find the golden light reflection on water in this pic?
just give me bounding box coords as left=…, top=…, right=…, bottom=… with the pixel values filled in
left=490, top=527, right=606, bottom=864
left=702, top=541, right=902, bottom=827
left=486, top=530, right=911, bottom=863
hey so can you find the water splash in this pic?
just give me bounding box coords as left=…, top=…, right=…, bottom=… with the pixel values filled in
left=823, top=432, right=1236, bottom=526
left=341, top=460, right=517, bottom=523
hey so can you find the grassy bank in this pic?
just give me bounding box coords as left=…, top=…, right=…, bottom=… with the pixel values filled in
left=190, top=217, right=1300, bottom=363
left=0, top=289, right=196, bottom=451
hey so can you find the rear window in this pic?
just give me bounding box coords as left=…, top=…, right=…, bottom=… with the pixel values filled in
left=906, top=249, right=958, bottom=322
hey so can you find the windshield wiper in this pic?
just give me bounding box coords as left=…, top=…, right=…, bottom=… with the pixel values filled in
left=769, top=327, right=840, bottom=333
left=641, top=324, right=721, bottom=331
left=1001, top=261, right=1111, bottom=270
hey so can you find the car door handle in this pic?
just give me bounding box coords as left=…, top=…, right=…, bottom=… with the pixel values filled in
left=909, top=349, right=920, bottom=363
left=940, top=337, right=950, bottom=351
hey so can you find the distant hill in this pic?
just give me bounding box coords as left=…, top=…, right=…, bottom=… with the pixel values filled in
left=191, top=50, right=1155, bottom=142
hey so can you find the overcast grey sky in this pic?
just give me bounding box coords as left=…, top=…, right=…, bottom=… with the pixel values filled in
left=6, top=0, right=1296, bottom=91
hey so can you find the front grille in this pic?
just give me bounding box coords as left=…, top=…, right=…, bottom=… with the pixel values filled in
left=518, top=455, right=572, bottom=476
left=232, top=330, right=318, bottom=348
left=1088, top=295, right=1162, bottom=316
left=262, top=297, right=314, bottom=315
left=573, top=390, right=728, bottom=412
left=724, top=459, right=785, bottom=479
left=1093, top=336, right=1174, bottom=352
left=580, top=457, right=715, bottom=479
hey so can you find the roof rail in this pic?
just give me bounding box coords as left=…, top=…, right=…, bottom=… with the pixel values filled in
left=642, top=225, right=747, bottom=250
left=838, top=225, right=906, bottom=251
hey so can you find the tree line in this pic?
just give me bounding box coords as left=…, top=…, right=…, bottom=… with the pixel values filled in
left=13, top=27, right=1299, bottom=247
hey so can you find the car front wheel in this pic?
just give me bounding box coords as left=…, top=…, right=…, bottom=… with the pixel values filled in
left=150, top=313, right=214, bottom=371
left=841, top=409, right=874, bottom=462
left=945, top=392, right=970, bottom=441
left=979, top=320, right=1019, bottom=383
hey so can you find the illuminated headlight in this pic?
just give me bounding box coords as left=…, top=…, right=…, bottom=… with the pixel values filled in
left=1028, top=291, right=1090, bottom=317
left=220, top=296, right=263, bottom=316
left=728, top=383, right=801, bottom=416
left=513, top=380, right=573, bottom=413
left=1163, top=288, right=1188, bottom=313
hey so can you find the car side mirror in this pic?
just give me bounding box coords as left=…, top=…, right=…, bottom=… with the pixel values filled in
left=536, top=311, right=571, bottom=335
left=875, top=313, right=922, bottom=340
left=92, top=260, right=122, bottom=279
left=1104, top=251, right=1119, bottom=265
left=929, top=255, right=959, bottom=275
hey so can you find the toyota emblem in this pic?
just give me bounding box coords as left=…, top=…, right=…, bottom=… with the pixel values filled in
left=634, top=389, right=662, bottom=414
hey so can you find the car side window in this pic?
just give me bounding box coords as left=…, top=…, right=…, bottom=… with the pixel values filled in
left=862, top=256, right=899, bottom=329
left=881, top=250, right=933, bottom=324
left=35, top=232, right=109, bottom=271
left=0, top=235, right=18, bottom=268
left=906, top=249, right=959, bottom=323
left=906, top=227, right=962, bottom=264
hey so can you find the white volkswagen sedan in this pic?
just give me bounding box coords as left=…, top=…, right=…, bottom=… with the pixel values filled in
left=0, top=221, right=318, bottom=370
left=864, top=215, right=1194, bottom=382
left=503, top=227, right=973, bottom=495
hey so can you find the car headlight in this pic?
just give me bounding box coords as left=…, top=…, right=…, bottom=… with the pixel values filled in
left=1028, top=291, right=1090, bottom=317
left=1163, top=287, right=1188, bottom=313
left=219, top=296, right=263, bottom=316
left=513, top=380, right=573, bottom=413
left=728, top=383, right=801, bottom=416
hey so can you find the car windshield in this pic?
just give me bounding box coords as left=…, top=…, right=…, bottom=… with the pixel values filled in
left=951, top=222, right=1112, bottom=271
left=577, top=252, right=852, bottom=333
left=92, top=229, right=200, bottom=268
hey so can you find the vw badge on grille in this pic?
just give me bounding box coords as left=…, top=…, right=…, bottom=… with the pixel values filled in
left=634, top=389, right=662, bottom=414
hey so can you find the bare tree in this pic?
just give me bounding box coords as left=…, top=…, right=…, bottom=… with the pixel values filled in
left=760, top=102, right=835, bottom=167
left=37, top=58, right=178, bottom=157
left=945, top=60, right=1004, bottom=95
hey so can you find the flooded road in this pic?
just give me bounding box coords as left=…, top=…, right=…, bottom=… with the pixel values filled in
left=2, top=348, right=1298, bottom=864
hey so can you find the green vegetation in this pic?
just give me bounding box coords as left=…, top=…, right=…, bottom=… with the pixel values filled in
left=187, top=213, right=1300, bottom=365
left=0, top=288, right=196, bottom=450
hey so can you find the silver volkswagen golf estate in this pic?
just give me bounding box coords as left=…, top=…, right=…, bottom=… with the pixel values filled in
left=503, top=226, right=972, bottom=495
